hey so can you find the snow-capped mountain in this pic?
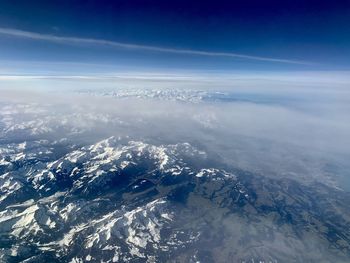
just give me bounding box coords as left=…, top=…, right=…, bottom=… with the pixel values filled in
left=1, top=136, right=349, bottom=262
left=0, top=137, right=247, bottom=262
left=75, top=88, right=232, bottom=104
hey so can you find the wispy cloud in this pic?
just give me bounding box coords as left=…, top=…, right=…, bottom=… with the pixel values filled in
left=0, top=27, right=312, bottom=65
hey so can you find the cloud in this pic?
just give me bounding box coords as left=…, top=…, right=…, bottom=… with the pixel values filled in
left=0, top=27, right=313, bottom=65
left=1, top=72, right=349, bottom=190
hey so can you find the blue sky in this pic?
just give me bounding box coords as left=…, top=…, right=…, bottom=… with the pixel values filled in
left=0, top=0, right=349, bottom=74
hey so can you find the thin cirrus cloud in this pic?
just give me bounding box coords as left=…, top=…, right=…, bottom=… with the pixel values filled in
left=0, top=27, right=313, bottom=65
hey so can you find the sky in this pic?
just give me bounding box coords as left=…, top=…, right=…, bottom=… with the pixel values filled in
left=0, top=0, right=350, bottom=74
left=0, top=0, right=350, bottom=189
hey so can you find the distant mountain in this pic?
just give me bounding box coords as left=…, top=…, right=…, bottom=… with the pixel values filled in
left=75, top=88, right=235, bottom=104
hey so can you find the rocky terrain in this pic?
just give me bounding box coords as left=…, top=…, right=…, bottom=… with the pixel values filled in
left=0, top=136, right=349, bottom=262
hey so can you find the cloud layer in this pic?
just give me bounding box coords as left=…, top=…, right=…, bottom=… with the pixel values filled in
left=1, top=72, right=349, bottom=190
